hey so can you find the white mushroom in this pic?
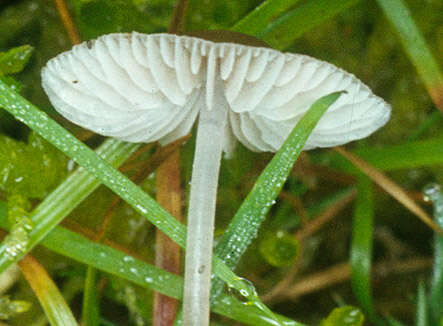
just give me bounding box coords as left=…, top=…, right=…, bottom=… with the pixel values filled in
left=41, top=32, right=391, bottom=326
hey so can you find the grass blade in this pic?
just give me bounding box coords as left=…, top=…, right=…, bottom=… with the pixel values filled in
left=154, top=150, right=182, bottom=326
left=314, top=134, right=443, bottom=172
left=231, top=0, right=302, bottom=37
left=54, top=0, right=81, bottom=44
left=375, top=0, right=443, bottom=113
left=211, top=91, right=345, bottom=300
left=0, top=137, right=138, bottom=273
left=19, top=255, right=78, bottom=326
left=335, top=147, right=441, bottom=234
left=416, top=280, right=428, bottom=326
left=82, top=267, right=100, bottom=326
left=424, top=184, right=443, bottom=325
left=350, top=174, right=382, bottom=325
left=355, top=135, right=443, bottom=171
left=259, top=0, right=359, bottom=50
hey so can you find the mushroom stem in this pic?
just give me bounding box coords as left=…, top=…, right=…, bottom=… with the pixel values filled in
left=183, top=87, right=228, bottom=326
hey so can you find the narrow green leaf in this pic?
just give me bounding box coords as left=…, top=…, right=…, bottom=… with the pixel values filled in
left=416, top=280, right=428, bottom=326
left=375, top=0, right=443, bottom=110
left=259, top=0, right=359, bottom=50
left=231, top=0, right=302, bottom=36
left=0, top=212, right=184, bottom=299
left=356, top=135, right=443, bottom=170
left=0, top=135, right=138, bottom=273
left=82, top=267, right=100, bottom=326
left=0, top=75, right=21, bottom=93
left=0, top=45, right=34, bottom=75
left=20, top=256, right=78, bottom=326
left=350, top=174, right=382, bottom=325
left=212, top=91, right=344, bottom=300
left=314, top=134, right=443, bottom=172
left=424, top=184, right=443, bottom=325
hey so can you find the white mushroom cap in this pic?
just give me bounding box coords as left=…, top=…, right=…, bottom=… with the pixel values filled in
left=42, top=32, right=391, bottom=153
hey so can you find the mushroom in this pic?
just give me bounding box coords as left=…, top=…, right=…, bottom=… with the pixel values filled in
left=41, top=32, right=391, bottom=326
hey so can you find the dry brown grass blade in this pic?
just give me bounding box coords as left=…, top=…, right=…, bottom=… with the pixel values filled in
left=335, top=147, right=442, bottom=234
left=54, top=0, right=81, bottom=45
left=120, top=135, right=190, bottom=174
left=154, top=150, right=183, bottom=326
left=278, top=257, right=432, bottom=302
left=294, top=189, right=356, bottom=241
left=19, top=255, right=77, bottom=324
left=169, top=0, right=189, bottom=34
left=148, top=5, right=190, bottom=323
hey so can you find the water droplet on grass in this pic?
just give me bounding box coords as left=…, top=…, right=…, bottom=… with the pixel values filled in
left=227, top=277, right=284, bottom=326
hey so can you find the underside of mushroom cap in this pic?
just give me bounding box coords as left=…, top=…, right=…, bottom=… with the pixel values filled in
left=42, top=32, right=391, bottom=153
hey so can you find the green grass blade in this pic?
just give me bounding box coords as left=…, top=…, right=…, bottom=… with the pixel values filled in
left=314, top=134, right=443, bottom=172
left=82, top=267, right=100, bottom=326
left=0, top=45, right=34, bottom=75
left=354, top=135, right=443, bottom=170
left=0, top=203, right=306, bottom=326
left=231, top=0, right=302, bottom=36
left=416, top=280, right=428, bottom=326
left=424, top=184, right=443, bottom=325
left=214, top=296, right=306, bottom=326
left=0, top=136, right=138, bottom=273
left=211, top=91, right=345, bottom=300
left=259, top=0, right=359, bottom=50
left=375, top=0, right=443, bottom=112
left=0, top=78, right=274, bottom=317
left=350, top=174, right=382, bottom=325
left=0, top=209, right=184, bottom=299
left=19, top=255, right=78, bottom=326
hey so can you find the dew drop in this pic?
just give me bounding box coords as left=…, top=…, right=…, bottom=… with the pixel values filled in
left=136, top=204, right=147, bottom=214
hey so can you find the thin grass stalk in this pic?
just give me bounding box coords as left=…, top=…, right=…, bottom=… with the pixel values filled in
left=375, top=0, right=443, bottom=113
